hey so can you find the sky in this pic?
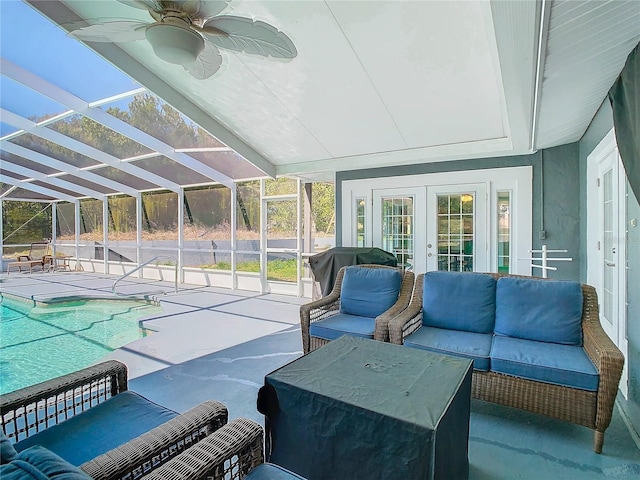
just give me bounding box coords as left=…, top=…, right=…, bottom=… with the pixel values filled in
left=0, top=0, right=141, bottom=129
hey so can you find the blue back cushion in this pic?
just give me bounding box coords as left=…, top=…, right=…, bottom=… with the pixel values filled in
left=495, top=277, right=583, bottom=345
left=422, top=272, right=497, bottom=333
left=340, top=267, right=402, bottom=318
left=0, top=446, right=92, bottom=479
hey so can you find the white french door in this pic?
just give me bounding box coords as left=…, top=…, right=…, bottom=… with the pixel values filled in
left=587, top=130, right=628, bottom=397
left=426, top=184, right=488, bottom=272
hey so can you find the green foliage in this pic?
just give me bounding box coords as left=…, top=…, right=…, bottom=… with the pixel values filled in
left=2, top=201, right=52, bottom=245
left=202, top=259, right=298, bottom=282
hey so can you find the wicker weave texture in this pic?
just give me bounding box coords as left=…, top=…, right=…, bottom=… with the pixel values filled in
left=387, top=272, right=624, bottom=453
left=0, top=360, right=128, bottom=443
left=141, top=418, right=264, bottom=480
left=81, top=400, right=228, bottom=480
left=300, top=264, right=414, bottom=354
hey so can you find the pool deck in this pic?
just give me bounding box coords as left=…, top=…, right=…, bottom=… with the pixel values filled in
left=1, top=271, right=639, bottom=479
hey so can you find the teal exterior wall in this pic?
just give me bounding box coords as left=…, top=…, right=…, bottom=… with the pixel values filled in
left=336, top=145, right=581, bottom=281
left=580, top=100, right=640, bottom=442
left=335, top=110, right=639, bottom=440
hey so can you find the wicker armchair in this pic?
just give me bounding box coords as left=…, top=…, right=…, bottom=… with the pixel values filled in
left=388, top=272, right=624, bottom=454
left=142, top=418, right=305, bottom=480
left=300, top=264, right=414, bottom=354
left=0, top=361, right=228, bottom=480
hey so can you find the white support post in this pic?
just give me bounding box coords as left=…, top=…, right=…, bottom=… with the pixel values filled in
left=103, top=199, right=108, bottom=274
left=136, top=193, right=142, bottom=277
left=260, top=179, right=267, bottom=294
left=178, top=188, right=184, bottom=284
left=297, top=179, right=303, bottom=297
left=75, top=201, right=80, bottom=267
left=51, top=203, right=57, bottom=258
left=230, top=182, right=237, bottom=290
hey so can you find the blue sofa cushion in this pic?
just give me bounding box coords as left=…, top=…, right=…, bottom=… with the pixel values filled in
left=1, top=431, right=17, bottom=464
left=14, top=391, right=178, bottom=467
left=403, top=326, right=493, bottom=371
left=340, top=267, right=402, bottom=318
left=490, top=336, right=599, bottom=391
left=0, top=446, right=91, bottom=479
left=310, top=313, right=375, bottom=341
left=422, top=272, right=496, bottom=334
left=495, top=277, right=583, bottom=345
left=245, top=463, right=307, bottom=480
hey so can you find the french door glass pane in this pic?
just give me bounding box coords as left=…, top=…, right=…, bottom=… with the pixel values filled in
left=437, top=193, right=474, bottom=271
left=381, top=196, right=413, bottom=269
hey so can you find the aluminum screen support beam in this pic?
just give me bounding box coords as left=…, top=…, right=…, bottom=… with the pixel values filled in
left=230, top=182, right=237, bottom=290
left=1, top=139, right=139, bottom=198
left=0, top=175, right=77, bottom=203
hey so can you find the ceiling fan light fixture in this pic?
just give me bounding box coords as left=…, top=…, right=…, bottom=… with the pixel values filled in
left=145, top=22, right=204, bottom=65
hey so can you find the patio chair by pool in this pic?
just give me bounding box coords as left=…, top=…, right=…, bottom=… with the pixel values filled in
left=300, top=264, right=414, bottom=354
left=0, top=361, right=228, bottom=480
left=6, top=242, right=51, bottom=274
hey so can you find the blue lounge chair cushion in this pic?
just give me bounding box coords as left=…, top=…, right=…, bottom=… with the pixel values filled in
left=495, top=277, right=583, bottom=345
left=0, top=445, right=91, bottom=479
left=490, top=336, right=599, bottom=391
left=1, top=431, right=17, bottom=464
left=14, top=391, right=178, bottom=466
left=245, top=463, right=307, bottom=479
left=310, top=313, right=375, bottom=341
left=423, top=272, right=497, bottom=334
left=340, top=267, right=402, bottom=318
left=403, top=326, right=493, bottom=371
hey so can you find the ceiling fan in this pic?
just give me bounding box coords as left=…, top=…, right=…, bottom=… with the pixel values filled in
left=66, top=0, right=297, bottom=79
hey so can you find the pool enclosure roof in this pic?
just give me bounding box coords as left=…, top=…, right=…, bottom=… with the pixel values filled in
left=1, top=1, right=640, bottom=203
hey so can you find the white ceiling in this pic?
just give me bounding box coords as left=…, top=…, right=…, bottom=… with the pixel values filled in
left=26, top=0, right=640, bottom=182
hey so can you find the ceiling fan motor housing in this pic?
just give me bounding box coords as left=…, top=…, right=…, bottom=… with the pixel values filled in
left=145, top=17, right=204, bottom=65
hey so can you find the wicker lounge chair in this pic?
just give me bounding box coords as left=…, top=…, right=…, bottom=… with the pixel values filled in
left=300, top=264, right=414, bottom=354
left=0, top=361, right=228, bottom=480
left=6, top=241, right=51, bottom=274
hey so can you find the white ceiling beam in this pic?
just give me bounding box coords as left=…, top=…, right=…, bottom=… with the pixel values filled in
left=0, top=108, right=182, bottom=194
left=0, top=162, right=104, bottom=200
left=1, top=140, right=139, bottom=197
left=0, top=175, right=77, bottom=202
left=2, top=58, right=234, bottom=189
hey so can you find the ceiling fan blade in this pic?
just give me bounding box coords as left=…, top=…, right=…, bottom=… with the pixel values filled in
left=117, top=0, right=164, bottom=13
left=202, top=16, right=297, bottom=59
left=184, top=42, right=223, bottom=80
left=67, top=21, right=149, bottom=43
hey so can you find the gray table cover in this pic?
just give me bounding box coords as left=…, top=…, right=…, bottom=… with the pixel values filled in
left=261, top=336, right=473, bottom=480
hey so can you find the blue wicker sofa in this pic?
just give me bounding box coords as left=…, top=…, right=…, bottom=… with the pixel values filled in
left=388, top=271, right=624, bottom=454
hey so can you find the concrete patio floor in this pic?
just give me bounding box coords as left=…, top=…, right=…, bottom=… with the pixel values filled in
left=1, top=271, right=639, bottom=479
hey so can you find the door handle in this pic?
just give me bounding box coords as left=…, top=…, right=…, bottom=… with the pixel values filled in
left=605, top=261, right=616, bottom=267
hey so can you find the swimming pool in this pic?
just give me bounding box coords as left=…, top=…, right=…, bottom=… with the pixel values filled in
left=0, top=296, right=160, bottom=395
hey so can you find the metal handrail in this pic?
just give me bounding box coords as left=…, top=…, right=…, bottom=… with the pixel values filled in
left=112, top=256, right=178, bottom=295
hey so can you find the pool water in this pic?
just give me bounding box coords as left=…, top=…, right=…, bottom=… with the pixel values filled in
left=0, top=296, right=160, bottom=395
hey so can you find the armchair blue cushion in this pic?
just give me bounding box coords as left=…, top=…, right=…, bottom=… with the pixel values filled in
left=423, top=272, right=496, bottom=333
left=14, top=391, right=177, bottom=466
left=309, top=313, right=375, bottom=341
left=495, top=277, right=583, bottom=345
left=340, top=266, right=402, bottom=318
